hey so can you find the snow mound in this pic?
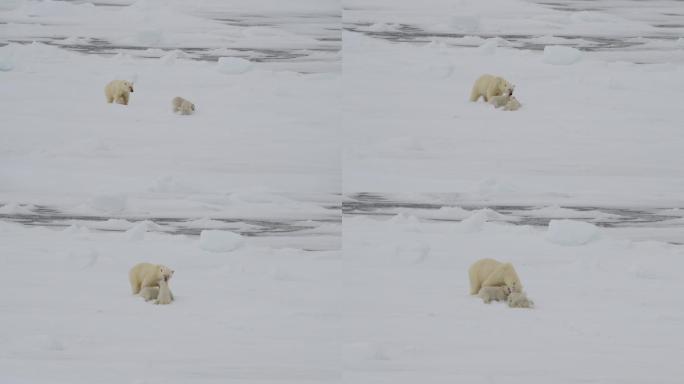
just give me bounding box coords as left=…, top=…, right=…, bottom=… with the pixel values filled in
left=477, top=38, right=498, bottom=55
left=199, top=230, right=244, bottom=252
left=543, top=45, right=582, bottom=65
left=217, top=57, right=253, bottom=75
left=428, top=206, right=471, bottom=220
left=546, top=219, right=600, bottom=246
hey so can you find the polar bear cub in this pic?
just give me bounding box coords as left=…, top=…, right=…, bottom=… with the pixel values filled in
left=105, top=80, right=134, bottom=105
left=155, top=278, right=174, bottom=305
left=172, top=96, right=195, bottom=115
left=503, top=96, right=521, bottom=111
left=468, top=258, right=523, bottom=295
left=139, top=277, right=175, bottom=303
left=470, top=74, right=514, bottom=103
left=508, top=291, right=534, bottom=308
left=129, top=262, right=174, bottom=295
left=488, top=94, right=510, bottom=108
left=478, top=286, right=511, bottom=303
left=139, top=286, right=159, bottom=301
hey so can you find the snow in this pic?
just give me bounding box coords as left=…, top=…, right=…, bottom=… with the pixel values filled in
left=217, top=57, right=253, bottom=75
left=545, top=219, right=600, bottom=246
left=542, top=45, right=583, bottom=65
left=0, top=221, right=340, bottom=383
left=343, top=212, right=684, bottom=383
left=343, top=0, right=684, bottom=205
left=199, top=229, right=244, bottom=252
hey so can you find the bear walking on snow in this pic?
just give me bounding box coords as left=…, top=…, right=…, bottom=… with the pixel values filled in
left=470, top=74, right=514, bottom=103
left=172, top=96, right=195, bottom=115
left=129, top=262, right=174, bottom=295
left=468, top=258, right=522, bottom=295
left=105, top=80, right=134, bottom=105
left=478, top=286, right=511, bottom=303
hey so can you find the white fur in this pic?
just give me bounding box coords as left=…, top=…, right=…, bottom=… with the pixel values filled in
left=172, top=96, right=195, bottom=115
left=139, top=286, right=159, bottom=301
left=503, top=96, right=522, bottom=111
left=155, top=279, right=173, bottom=305
left=468, top=258, right=523, bottom=295
left=128, top=262, right=174, bottom=295
left=508, top=292, right=534, bottom=308
left=489, top=94, right=510, bottom=108
left=478, top=286, right=511, bottom=304
left=469, top=74, right=514, bottom=102
left=104, top=80, right=134, bottom=105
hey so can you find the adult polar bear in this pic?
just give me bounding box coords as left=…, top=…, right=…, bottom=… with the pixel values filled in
left=129, top=262, right=174, bottom=295
left=469, top=74, right=514, bottom=103
left=104, top=80, right=134, bottom=105
left=469, top=258, right=522, bottom=295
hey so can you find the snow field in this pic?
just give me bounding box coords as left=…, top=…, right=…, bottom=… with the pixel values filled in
left=0, top=221, right=341, bottom=383
left=342, top=211, right=684, bottom=383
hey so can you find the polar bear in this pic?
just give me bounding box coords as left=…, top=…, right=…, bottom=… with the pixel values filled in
left=139, top=278, right=175, bottom=303
left=129, top=262, right=174, bottom=295
left=105, top=80, right=134, bottom=105
left=139, top=286, right=159, bottom=301
left=469, top=74, right=514, bottom=103
left=478, top=286, right=511, bottom=304
left=508, top=291, right=534, bottom=308
left=488, top=94, right=510, bottom=108
left=468, top=258, right=522, bottom=295
left=155, top=278, right=174, bottom=305
left=172, top=96, right=195, bottom=115
left=503, top=96, right=521, bottom=111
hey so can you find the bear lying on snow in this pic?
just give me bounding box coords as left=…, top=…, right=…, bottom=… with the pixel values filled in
left=129, top=262, right=173, bottom=295
left=469, top=258, right=522, bottom=295
left=469, top=74, right=514, bottom=103
left=172, top=96, right=195, bottom=115
left=105, top=80, right=134, bottom=105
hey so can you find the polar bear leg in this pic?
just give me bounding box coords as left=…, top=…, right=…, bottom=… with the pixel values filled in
left=469, top=86, right=481, bottom=102
left=129, top=272, right=141, bottom=294
left=468, top=268, right=481, bottom=295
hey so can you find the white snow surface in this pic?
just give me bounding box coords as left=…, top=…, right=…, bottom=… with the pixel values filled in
left=343, top=0, right=684, bottom=206
left=0, top=221, right=340, bottom=383
left=343, top=213, right=684, bottom=383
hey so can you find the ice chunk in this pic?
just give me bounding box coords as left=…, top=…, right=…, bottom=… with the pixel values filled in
left=543, top=45, right=582, bottom=65
left=199, top=230, right=244, bottom=252
left=217, top=57, right=253, bottom=75
left=546, top=219, right=599, bottom=246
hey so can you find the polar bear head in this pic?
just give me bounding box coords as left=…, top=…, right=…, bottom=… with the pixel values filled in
left=122, top=80, right=134, bottom=93
left=158, top=265, right=174, bottom=282
left=500, top=263, right=522, bottom=293
left=499, top=79, right=514, bottom=96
